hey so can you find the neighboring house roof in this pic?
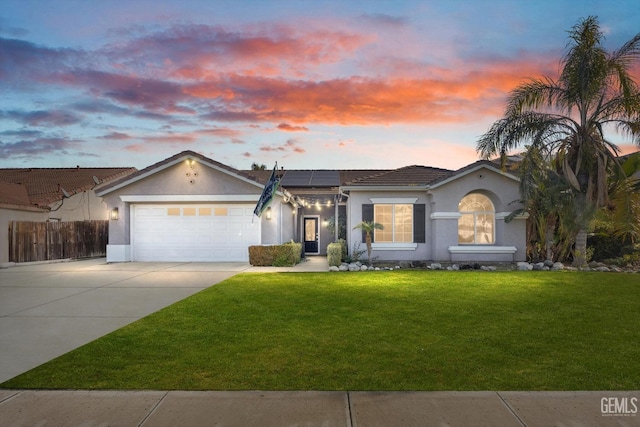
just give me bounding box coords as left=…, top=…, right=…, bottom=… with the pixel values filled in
left=0, top=167, right=137, bottom=210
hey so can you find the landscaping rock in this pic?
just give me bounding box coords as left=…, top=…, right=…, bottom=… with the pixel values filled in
left=451, top=264, right=460, bottom=271
left=430, top=263, right=442, bottom=270
left=543, top=260, right=554, bottom=268
left=481, top=266, right=497, bottom=271
left=329, top=266, right=340, bottom=272
left=360, top=265, right=369, bottom=271
left=533, top=262, right=545, bottom=271
left=551, top=262, right=564, bottom=271
left=517, top=262, right=533, bottom=271
left=339, top=264, right=348, bottom=271
left=348, top=263, right=360, bottom=272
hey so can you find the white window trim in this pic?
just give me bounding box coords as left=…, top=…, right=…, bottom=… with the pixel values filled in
left=430, top=212, right=462, bottom=220
left=369, top=197, right=418, bottom=204
left=372, top=242, right=418, bottom=251
left=449, top=246, right=517, bottom=254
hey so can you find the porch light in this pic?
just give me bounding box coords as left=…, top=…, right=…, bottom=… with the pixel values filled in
left=111, top=207, right=119, bottom=220
left=266, top=207, right=272, bottom=220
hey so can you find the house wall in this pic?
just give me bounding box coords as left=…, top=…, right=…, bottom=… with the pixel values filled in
left=345, top=167, right=526, bottom=263
left=299, top=203, right=338, bottom=255
left=429, top=168, right=526, bottom=262
left=47, top=190, right=109, bottom=221
left=101, top=159, right=295, bottom=261
left=346, top=190, right=431, bottom=262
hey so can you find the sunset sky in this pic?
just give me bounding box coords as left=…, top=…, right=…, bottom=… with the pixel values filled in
left=1, top=0, right=639, bottom=171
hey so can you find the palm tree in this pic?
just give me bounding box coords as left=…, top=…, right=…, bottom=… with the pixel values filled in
left=477, top=16, right=640, bottom=266
left=353, top=221, right=384, bottom=265
left=506, top=147, right=576, bottom=261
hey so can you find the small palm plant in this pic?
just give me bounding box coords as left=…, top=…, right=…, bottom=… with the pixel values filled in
left=353, top=221, right=384, bottom=266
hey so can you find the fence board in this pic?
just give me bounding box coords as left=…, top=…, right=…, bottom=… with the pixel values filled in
left=9, top=220, right=108, bottom=263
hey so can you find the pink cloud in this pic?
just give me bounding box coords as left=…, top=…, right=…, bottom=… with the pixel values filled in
left=98, top=131, right=132, bottom=140
left=259, top=138, right=305, bottom=154
left=277, top=123, right=309, bottom=132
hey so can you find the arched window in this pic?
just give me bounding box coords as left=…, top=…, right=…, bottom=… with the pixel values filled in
left=458, top=193, right=495, bottom=244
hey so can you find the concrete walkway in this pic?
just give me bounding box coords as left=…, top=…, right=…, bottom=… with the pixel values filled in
left=1, top=257, right=638, bottom=426
left=1, top=389, right=638, bottom=426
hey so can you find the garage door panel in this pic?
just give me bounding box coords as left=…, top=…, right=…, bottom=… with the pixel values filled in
left=132, top=204, right=260, bottom=262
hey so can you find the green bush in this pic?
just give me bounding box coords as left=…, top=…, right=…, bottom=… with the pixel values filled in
left=327, top=242, right=343, bottom=267
left=249, top=242, right=302, bottom=266
left=337, top=239, right=348, bottom=261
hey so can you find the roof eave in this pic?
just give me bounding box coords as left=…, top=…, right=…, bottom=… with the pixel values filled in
left=96, top=153, right=266, bottom=196
left=428, top=163, right=519, bottom=190
left=340, top=184, right=429, bottom=192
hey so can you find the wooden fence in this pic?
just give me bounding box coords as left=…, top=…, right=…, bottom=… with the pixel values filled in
left=8, top=220, right=109, bottom=263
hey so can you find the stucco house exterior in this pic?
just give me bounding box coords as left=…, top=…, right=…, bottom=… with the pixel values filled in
left=0, top=167, right=136, bottom=264
left=97, top=150, right=527, bottom=264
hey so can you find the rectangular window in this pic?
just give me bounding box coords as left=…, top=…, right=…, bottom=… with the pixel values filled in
left=199, top=207, right=212, bottom=216
left=167, top=208, right=181, bottom=216
left=214, top=208, right=228, bottom=216
left=374, top=204, right=413, bottom=243
left=183, top=207, right=196, bottom=216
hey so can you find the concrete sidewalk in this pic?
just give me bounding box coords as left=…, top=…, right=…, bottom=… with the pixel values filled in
left=1, top=389, right=638, bottom=426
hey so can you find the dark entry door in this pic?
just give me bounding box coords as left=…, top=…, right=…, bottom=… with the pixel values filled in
left=304, top=217, right=319, bottom=253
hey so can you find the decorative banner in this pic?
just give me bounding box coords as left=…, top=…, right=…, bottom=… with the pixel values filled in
left=253, top=164, right=280, bottom=217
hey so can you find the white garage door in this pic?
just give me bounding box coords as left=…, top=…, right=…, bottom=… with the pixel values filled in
left=132, top=204, right=260, bottom=262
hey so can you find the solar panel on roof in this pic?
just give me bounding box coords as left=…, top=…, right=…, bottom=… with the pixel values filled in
left=280, top=170, right=313, bottom=186
left=309, top=170, right=340, bottom=186
left=280, top=170, right=340, bottom=187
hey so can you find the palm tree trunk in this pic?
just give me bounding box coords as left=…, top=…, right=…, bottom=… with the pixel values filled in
left=365, top=233, right=372, bottom=265
left=545, top=220, right=556, bottom=261
left=573, top=228, right=588, bottom=267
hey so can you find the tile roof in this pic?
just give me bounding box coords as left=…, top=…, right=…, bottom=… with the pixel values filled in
left=0, top=167, right=137, bottom=208
left=343, top=165, right=454, bottom=186
left=0, top=181, right=33, bottom=209
left=241, top=169, right=392, bottom=187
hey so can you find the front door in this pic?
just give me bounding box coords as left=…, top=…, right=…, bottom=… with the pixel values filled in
left=304, top=217, right=319, bottom=254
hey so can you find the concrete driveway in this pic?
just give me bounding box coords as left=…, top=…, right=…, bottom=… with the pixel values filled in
left=0, top=258, right=252, bottom=383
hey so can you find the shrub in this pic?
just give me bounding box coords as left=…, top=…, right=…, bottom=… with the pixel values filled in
left=249, top=242, right=302, bottom=266
left=345, top=241, right=366, bottom=263
left=337, top=238, right=348, bottom=262
left=327, top=242, right=342, bottom=267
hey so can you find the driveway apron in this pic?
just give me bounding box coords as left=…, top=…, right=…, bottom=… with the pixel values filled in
left=0, top=258, right=250, bottom=383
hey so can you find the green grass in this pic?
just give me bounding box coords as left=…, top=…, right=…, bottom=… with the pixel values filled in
left=2, top=271, right=639, bottom=391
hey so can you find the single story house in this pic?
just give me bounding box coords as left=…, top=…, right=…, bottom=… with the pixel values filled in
left=97, top=150, right=526, bottom=263
left=0, top=167, right=137, bottom=264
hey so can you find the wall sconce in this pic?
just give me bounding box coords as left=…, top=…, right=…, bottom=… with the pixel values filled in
left=110, top=207, right=119, bottom=220
left=187, top=159, right=195, bottom=169
left=266, top=207, right=272, bottom=220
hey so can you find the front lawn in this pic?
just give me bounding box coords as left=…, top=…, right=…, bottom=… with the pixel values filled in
left=2, top=271, right=639, bottom=390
